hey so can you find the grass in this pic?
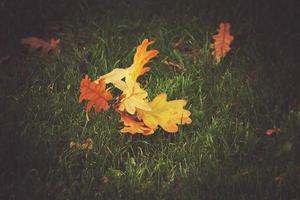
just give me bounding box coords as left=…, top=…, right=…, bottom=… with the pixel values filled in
left=1, top=0, right=299, bottom=199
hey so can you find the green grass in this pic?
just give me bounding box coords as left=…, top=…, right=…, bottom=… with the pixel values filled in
left=1, top=1, right=299, bottom=199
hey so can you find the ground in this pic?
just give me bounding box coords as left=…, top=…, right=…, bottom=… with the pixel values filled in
left=0, top=0, right=299, bottom=199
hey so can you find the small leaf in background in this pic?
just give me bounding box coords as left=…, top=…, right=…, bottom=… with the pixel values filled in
left=81, top=138, right=94, bottom=150
left=79, top=75, right=112, bottom=112
left=163, top=60, right=186, bottom=73
left=265, top=128, right=281, bottom=136
left=69, top=138, right=94, bottom=150
left=210, top=22, right=234, bottom=63
left=21, top=37, right=60, bottom=53
left=100, top=176, right=109, bottom=184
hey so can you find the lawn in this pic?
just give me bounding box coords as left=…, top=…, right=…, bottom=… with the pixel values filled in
left=1, top=0, right=299, bottom=199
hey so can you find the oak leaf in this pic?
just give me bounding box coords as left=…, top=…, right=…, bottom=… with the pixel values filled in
left=137, top=93, right=192, bottom=133
left=97, top=39, right=158, bottom=87
left=21, top=37, right=60, bottom=53
left=96, top=39, right=158, bottom=114
left=210, top=22, right=234, bottom=63
left=70, top=138, right=94, bottom=150
left=118, top=78, right=151, bottom=114
left=117, top=109, right=154, bottom=135
left=79, top=75, right=112, bottom=112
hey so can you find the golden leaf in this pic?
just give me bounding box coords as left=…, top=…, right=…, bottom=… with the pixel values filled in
left=137, top=93, right=192, bottom=133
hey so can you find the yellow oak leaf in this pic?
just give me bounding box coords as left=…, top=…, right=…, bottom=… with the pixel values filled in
left=118, top=78, right=151, bottom=114
left=137, top=93, right=192, bottom=133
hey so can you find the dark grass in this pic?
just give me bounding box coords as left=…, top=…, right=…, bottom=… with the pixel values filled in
left=1, top=0, right=300, bottom=199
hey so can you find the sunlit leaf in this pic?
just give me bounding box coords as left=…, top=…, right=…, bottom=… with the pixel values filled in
left=137, top=93, right=192, bottom=133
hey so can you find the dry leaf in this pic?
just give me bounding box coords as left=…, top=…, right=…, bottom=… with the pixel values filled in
left=97, top=39, right=158, bottom=114
left=21, top=37, right=60, bottom=53
left=265, top=128, right=281, bottom=136
left=100, top=176, right=109, bottom=184
left=70, top=138, right=94, bottom=150
left=210, top=22, right=234, bottom=63
left=79, top=75, right=112, bottom=112
left=137, top=93, right=192, bottom=133
left=117, top=109, right=154, bottom=135
left=164, top=60, right=186, bottom=72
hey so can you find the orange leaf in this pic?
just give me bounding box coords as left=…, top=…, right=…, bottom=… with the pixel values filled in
left=117, top=109, right=154, bottom=135
left=210, top=22, right=234, bottom=63
left=79, top=75, right=112, bottom=112
left=21, top=37, right=60, bottom=53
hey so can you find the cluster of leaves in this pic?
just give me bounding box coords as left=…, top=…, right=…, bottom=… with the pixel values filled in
left=78, top=22, right=234, bottom=135
left=79, top=39, right=192, bottom=135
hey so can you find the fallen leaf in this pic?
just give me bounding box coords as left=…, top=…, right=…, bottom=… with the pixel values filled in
left=21, top=37, right=60, bottom=53
left=137, top=93, right=192, bottom=133
left=118, top=79, right=151, bottom=114
left=164, top=60, right=186, bottom=72
left=79, top=75, right=112, bottom=112
left=117, top=109, right=154, bottom=135
left=69, top=138, right=94, bottom=150
left=265, top=128, right=281, bottom=136
left=97, top=39, right=158, bottom=89
left=97, top=39, right=158, bottom=114
left=100, top=176, right=109, bottom=184
left=81, top=138, right=94, bottom=150
left=275, top=175, right=284, bottom=186
left=210, top=22, right=234, bottom=63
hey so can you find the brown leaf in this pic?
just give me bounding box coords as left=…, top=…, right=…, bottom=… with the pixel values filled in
left=69, top=138, right=94, bottom=150
left=100, top=176, right=109, bottom=184
left=163, top=60, right=186, bottom=72
left=21, top=37, right=60, bottom=53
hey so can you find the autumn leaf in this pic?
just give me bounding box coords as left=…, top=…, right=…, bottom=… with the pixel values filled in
left=265, top=128, right=281, bottom=136
left=137, top=93, right=192, bottom=133
left=79, top=75, right=112, bottom=112
left=117, top=109, right=154, bottom=135
left=164, top=60, right=186, bottom=73
left=97, top=39, right=158, bottom=87
left=21, top=37, right=60, bottom=53
left=210, top=22, right=234, bottom=63
left=129, top=39, right=159, bottom=81
left=70, top=138, right=94, bottom=150
left=96, top=39, right=158, bottom=114
left=118, top=79, right=151, bottom=114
